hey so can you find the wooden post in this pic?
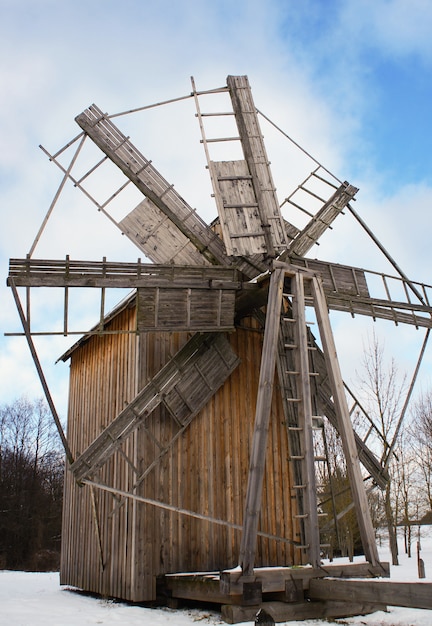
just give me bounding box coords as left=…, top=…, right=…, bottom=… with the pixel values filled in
left=239, top=268, right=285, bottom=577
left=292, top=272, right=321, bottom=567
left=311, top=275, right=380, bottom=566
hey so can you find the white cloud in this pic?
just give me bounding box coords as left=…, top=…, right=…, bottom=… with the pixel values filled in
left=1, top=0, right=432, bottom=417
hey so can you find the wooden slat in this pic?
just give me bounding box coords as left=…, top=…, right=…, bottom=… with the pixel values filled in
left=8, top=258, right=240, bottom=289
left=239, top=268, right=285, bottom=576
left=222, top=600, right=386, bottom=624
left=220, top=561, right=389, bottom=595
left=311, top=344, right=389, bottom=489
left=291, top=272, right=320, bottom=566
left=294, top=258, right=370, bottom=298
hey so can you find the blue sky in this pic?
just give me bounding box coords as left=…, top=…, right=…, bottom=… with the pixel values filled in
left=1, top=0, right=432, bottom=419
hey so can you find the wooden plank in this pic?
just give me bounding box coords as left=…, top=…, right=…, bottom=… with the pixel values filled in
left=309, top=578, right=432, bottom=610
left=120, top=198, right=212, bottom=266
left=222, top=600, right=386, bottom=624
left=291, top=272, right=320, bottom=566
left=294, top=258, right=370, bottom=298
left=8, top=258, right=240, bottom=289
left=165, top=574, right=242, bottom=604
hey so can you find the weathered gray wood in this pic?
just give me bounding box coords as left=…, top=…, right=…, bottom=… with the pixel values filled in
left=8, top=258, right=241, bottom=288
left=295, top=258, right=370, bottom=297
left=220, top=561, right=389, bottom=595
left=70, top=332, right=240, bottom=482
left=165, top=574, right=242, bottom=604
left=221, top=600, right=386, bottom=624
left=313, top=352, right=389, bottom=489
left=120, top=197, right=213, bottom=266
left=239, top=268, right=285, bottom=576
left=227, top=75, right=288, bottom=257
left=137, top=285, right=236, bottom=331
left=309, top=577, right=432, bottom=610
left=288, top=182, right=358, bottom=257
left=291, top=272, right=321, bottom=566
left=311, top=274, right=380, bottom=566
left=210, top=160, right=268, bottom=256
left=75, top=104, right=230, bottom=267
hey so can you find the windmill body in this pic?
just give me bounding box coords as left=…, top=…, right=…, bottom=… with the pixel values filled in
left=7, top=76, right=432, bottom=622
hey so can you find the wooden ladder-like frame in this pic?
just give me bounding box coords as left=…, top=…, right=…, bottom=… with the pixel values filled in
left=238, top=262, right=379, bottom=577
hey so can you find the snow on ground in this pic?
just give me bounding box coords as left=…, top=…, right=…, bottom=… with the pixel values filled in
left=1, top=529, right=431, bottom=626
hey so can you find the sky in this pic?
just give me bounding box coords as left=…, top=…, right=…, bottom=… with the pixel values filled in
left=1, top=0, right=432, bottom=431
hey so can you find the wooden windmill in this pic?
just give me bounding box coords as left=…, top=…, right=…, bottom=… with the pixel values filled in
left=8, top=75, right=432, bottom=622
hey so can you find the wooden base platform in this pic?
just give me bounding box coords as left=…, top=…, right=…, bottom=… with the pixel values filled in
left=161, top=561, right=391, bottom=623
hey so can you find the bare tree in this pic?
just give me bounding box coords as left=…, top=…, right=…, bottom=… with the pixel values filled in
left=0, top=397, right=64, bottom=570
left=357, top=330, right=407, bottom=566
left=410, top=389, right=432, bottom=513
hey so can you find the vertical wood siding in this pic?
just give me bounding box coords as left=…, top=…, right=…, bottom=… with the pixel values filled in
left=61, top=309, right=300, bottom=602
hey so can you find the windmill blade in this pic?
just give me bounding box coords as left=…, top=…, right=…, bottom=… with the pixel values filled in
left=120, top=197, right=213, bottom=266
left=8, top=258, right=243, bottom=334
left=294, top=258, right=432, bottom=328
left=286, top=181, right=359, bottom=257
left=196, top=75, right=289, bottom=258
left=76, top=105, right=268, bottom=280
left=70, top=332, right=240, bottom=483
left=75, top=104, right=229, bottom=267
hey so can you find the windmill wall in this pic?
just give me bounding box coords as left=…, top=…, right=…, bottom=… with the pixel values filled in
left=60, top=306, right=301, bottom=603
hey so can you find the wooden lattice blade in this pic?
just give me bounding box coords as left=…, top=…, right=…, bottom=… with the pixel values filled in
left=294, top=258, right=432, bottom=329
left=75, top=104, right=229, bottom=267
left=8, top=259, right=244, bottom=333
left=70, top=332, right=240, bottom=483
left=120, top=197, right=212, bottom=265
left=208, top=75, right=289, bottom=258
left=287, top=182, right=359, bottom=257
left=120, top=199, right=268, bottom=279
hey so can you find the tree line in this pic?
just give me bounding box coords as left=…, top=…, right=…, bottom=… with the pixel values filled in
left=0, top=397, right=64, bottom=571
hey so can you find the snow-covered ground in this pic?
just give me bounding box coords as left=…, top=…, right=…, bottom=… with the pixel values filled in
left=1, top=529, right=431, bottom=626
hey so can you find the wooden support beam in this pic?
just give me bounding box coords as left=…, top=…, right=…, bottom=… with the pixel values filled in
left=221, top=599, right=386, bottom=624
left=311, top=274, right=380, bottom=566
left=8, top=279, right=74, bottom=465
left=238, top=268, right=285, bottom=577
left=309, top=578, right=432, bottom=610
left=292, top=271, right=320, bottom=566
left=220, top=561, right=389, bottom=595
